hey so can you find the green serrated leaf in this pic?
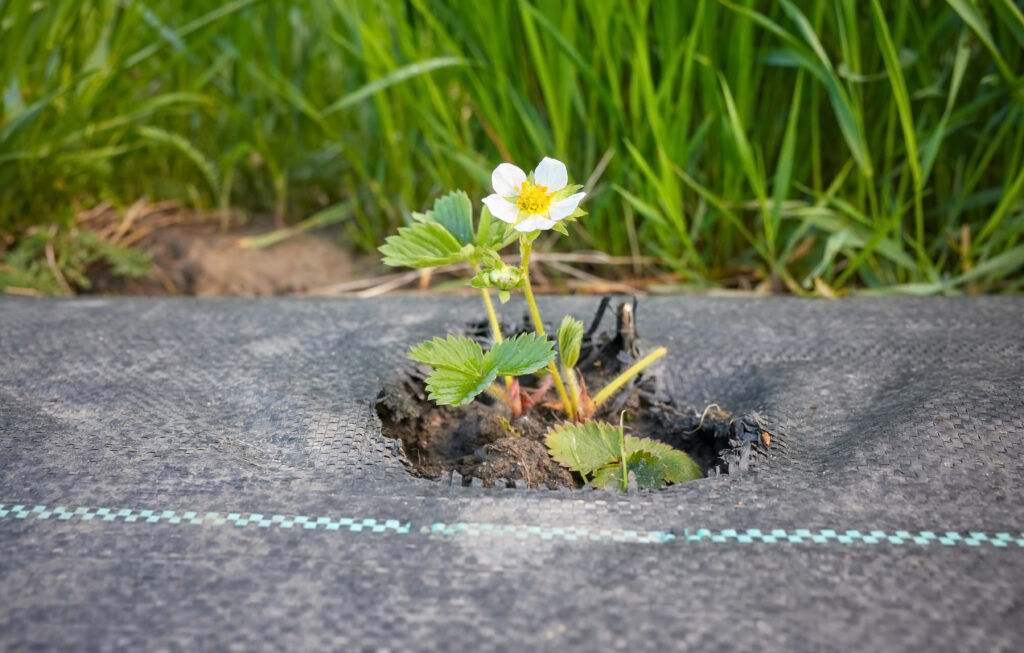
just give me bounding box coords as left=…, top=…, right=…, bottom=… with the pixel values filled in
left=421, top=190, right=474, bottom=246
left=408, top=335, right=483, bottom=374
left=625, top=450, right=668, bottom=489
left=590, top=463, right=621, bottom=489
left=409, top=335, right=496, bottom=406
left=379, top=221, right=469, bottom=268
left=546, top=421, right=703, bottom=488
left=423, top=366, right=499, bottom=406
left=545, top=421, right=622, bottom=476
left=557, top=315, right=584, bottom=369
left=484, top=332, right=555, bottom=377
left=625, top=437, right=703, bottom=483
left=573, top=447, right=669, bottom=491
left=410, top=333, right=554, bottom=407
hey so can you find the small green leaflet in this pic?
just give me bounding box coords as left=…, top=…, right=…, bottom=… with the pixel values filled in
left=544, top=421, right=623, bottom=476
left=420, top=367, right=496, bottom=406
left=626, top=451, right=667, bottom=489
left=590, top=451, right=667, bottom=490
left=485, top=333, right=556, bottom=377
left=378, top=221, right=471, bottom=268
left=545, top=421, right=703, bottom=489
left=408, top=334, right=555, bottom=406
left=380, top=190, right=516, bottom=269
left=624, top=436, right=703, bottom=484
left=412, top=190, right=474, bottom=246
left=409, top=335, right=483, bottom=374
left=557, top=315, right=584, bottom=369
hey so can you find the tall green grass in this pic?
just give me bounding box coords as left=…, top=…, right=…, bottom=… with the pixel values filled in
left=1, top=0, right=1022, bottom=293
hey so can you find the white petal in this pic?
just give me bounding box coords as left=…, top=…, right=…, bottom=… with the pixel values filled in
left=514, top=214, right=556, bottom=232
left=533, top=157, right=568, bottom=191
left=492, top=163, right=527, bottom=197
left=547, top=192, right=586, bottom=222
left=482, top=194, right=520, bottom=224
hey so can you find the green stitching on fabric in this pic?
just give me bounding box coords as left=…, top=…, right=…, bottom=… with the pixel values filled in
left=2, top=503, right=1022, bottom=548
left=419, top=523, right=1024, bottom=547
left=0, top=503, right=411, bottom=535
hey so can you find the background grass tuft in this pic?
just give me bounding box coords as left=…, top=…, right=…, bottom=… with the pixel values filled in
left=1, top=0, right=1022, bottom=294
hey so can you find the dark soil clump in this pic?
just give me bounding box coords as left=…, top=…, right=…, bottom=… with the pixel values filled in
left=376, top=297, right=772, bottom=489
left=375, top=382, right=575, bottom=488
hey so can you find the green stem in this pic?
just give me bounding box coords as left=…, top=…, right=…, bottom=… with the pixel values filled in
left=617, top=413, right=628, bottom=492
left=590, top=347, right=667, bottom=410
left=562, top=365, right=581, bottom=419
left=487, top=383, right=509, bottom=405
left=520, top=238, right=575, bottom=421
left=474, top=264, right=504, bottom=345
left=473, top=262, right=513, bottom=394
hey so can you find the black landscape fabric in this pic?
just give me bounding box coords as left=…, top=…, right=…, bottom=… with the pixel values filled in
left=1, top=296, right=1022, bottom=651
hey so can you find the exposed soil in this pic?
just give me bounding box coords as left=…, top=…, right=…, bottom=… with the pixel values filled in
left=377, top=298, right=772, bottom=489
left=83, top=206, right=374, bottom=296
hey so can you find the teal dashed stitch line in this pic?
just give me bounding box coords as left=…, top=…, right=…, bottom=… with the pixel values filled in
left=914, top=531, right=937, bottom=546
left=940, top=531, right=962, bottom=546
left=2, top=503, right=1022, bottom=548
left=0, top=502, right=410, bottom=537
left=424, top=523, right=694, bottom=545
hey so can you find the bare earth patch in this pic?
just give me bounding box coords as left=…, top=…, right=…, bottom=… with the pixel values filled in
left=91, top=220, right=372, bottom=297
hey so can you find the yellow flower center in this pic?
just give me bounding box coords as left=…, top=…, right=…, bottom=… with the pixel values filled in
left=515, top=181, right=553, bottom=214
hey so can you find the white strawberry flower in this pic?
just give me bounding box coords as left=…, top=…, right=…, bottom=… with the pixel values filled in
left=482, top=157, right=586, bottom=233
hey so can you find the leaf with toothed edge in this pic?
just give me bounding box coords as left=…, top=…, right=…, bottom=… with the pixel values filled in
left=483, top=333, right=555, bottom=377
left=545, top=421, right=703, bottom=488
left=412, top=190, right=475, bottom=246
left=409, top=335, right=483, bottom=373
left=589, top=451, right=666, bottom=490
left=422, top=367, right=499, bottom=406
left=626, top=437, right=703, bottom=483
left=409, top=336, right=489, bottom=406
left=409, top=334, right=554, bottom=406
left=544, top=421, right=622, bottom=476
left=379, top=221, right=471, bottom=268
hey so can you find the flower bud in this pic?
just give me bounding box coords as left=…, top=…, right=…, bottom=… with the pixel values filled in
left=470, top=263, right=525, bottom=293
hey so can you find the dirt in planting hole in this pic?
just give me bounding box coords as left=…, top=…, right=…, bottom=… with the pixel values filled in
left=376, top=297, right=773, bottom=489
